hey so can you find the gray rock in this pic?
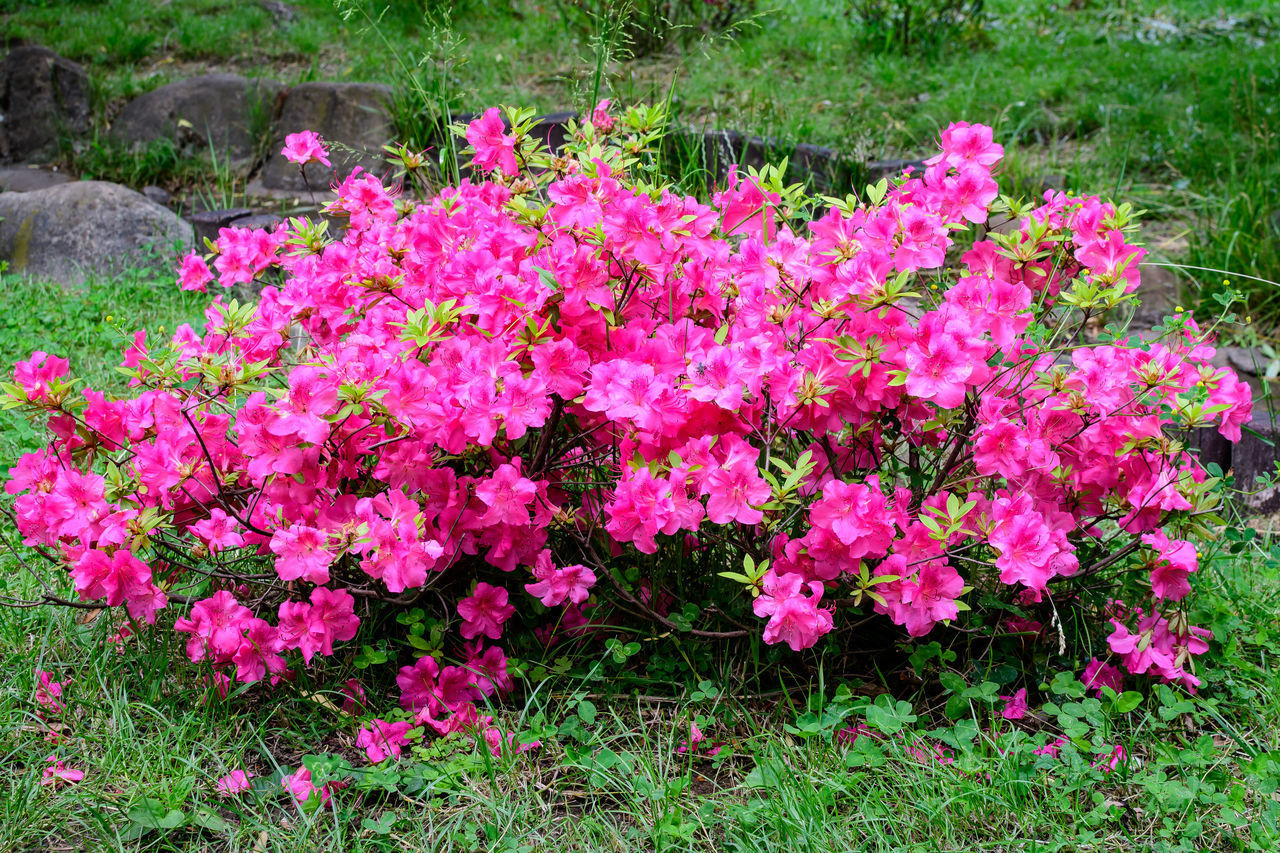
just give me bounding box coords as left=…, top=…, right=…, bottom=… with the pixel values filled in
left=698, top=128, right=773, bottom=177
left=190, top=207, right=255, bottom=246
left=866, top=158, right=928, bottom=182
left=1039, top=173, right=1068, bottom=193
left=0, top=165, right=72, bottom=192
left=792, top=142, right=856, bottom=192
left=1231, top=410, right=1280, bottom=513
left=1128, top=263, right=1182, bottom=330
left=260, top=82, right=393, bottom=191
left=231, top=213, right=284, bottom=231
left=0, top=46, right=91, bottom=163
left=241, top=176, right=308, bottom=202
left=111, top=74, right=284, bottom=163
left=1213, top=345, right=1265, bottom=378
left=261, top=0, right=296, bottom=25
left=672, top=129, right=852, bottom=191
left=141, top=185, right=171, bottom=206
left=0, top=181, right=192, bottom=285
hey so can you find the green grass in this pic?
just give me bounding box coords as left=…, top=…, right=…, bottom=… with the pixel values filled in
left=0, top=271, right=210, bottom=461
left=2, top=531, right=1280, bottom=851
left=4, top=0, right=1277, bottom=318
left=1, top=277, right=1279, bottom=851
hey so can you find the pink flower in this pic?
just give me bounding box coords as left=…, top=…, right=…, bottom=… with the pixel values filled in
left=465, top=108, right=518, bottom=176
left=927, top=121, right=1004, bottom=170
left=214, top=769, right=253, bottom=796
left=12, top=350, right=69, bottom=403
left=891, top=560, right=965, bottom=637
left=283, top=766, right=331, bottom=807
left=1092, top=743, right=1127, bottom=773
left=231, top=617, right=284, bottom=683
left=1003, top=616, right=1043, bottom=637
left=305, top=586, right=361, bottom=658
left=281, top=130, right=331, bottom=167
left=475, top=463, right=538, bottom=527
left=461, top=643, right=513, bottom=697
left=70, top=549, right=166, bottom=624
left=676, top=722, right=723, bottom=757
left=1207, top=368, right=1252, bottom=442
left=590, top=99, right=615, bottom=132
left=752, top=570, right=833, bottom=652
left=190, top=509, right=245, bottom=554
left=1107, top=611, right=1211, bottom=689
left=41, top=755, right=84, bottom=786
left=835, top=723, right=881, bottom=747
left=482, top=725, right=541, bottom=758
left=999, top=687, right=1028, bottom=720
left=397, top=655, right=441, bottom=713
left=458, top=582, right=516, bottom=640
left=120, top=330, right=148, bottom=371
left=341, top=679, right=367, bottom=714
left=1034, top=737, right=1068, bottom=759
left=1141, top=530, right=1197, bottom=601
left=200, top=671, right=232, bottom=701
left=702, top=438, right=770, bottom=525
left=906, top=740, right=955, bottom=766
left=903, top=311, right=976, bottom=408
left=177, top=252, right=214, bottom=292
left=356, top=719, right=414, bottom=763
left=34, top=670, right=67, bottom=713
left=270, top=525, right=334, bottom=585
left=807, top=477, right=895, bottom=559
left=174, top=590, right=251, bottom=664
left=1077, top=230, right=1145, bottom=292
left=1081, top=659, right=1123, bottom=696
left=525, top=551, right=596, bottom=608
left=212, top=224, right=282, bottom=287
left=604, top=465, right=681, bottom=554
left=45, top=469, right=108, bottom=543
left=987, top=494, right=1076, bottom=596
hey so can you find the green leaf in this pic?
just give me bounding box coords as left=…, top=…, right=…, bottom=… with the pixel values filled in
left=127, top=798, right=185, bottom=830
left=188, top=805, right=229, bottom=832
left=577, top=699, right=597, bottom=725
left=1114, top=691, right=1144, bottom=714
left=864, top=695, right=916, bottom=735
left=532, top=265, right=560, bottom=292
left=944, top=693, right=970, bottom=720
left=361, top=812, right=398, bottom=835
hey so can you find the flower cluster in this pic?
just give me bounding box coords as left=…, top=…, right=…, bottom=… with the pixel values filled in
left=4, top=104, right=1247, bottom=754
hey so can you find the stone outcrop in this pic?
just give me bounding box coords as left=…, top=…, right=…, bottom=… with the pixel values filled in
left=0, top=181, right=192, bottom=285
left=260, top=82, right=393, bottom=192
left=0, top=46, right=90, bottom=163
left=111, top=74, right=285, bottom=162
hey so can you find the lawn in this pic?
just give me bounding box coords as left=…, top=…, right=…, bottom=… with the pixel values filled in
left=3, top=2, right=1280, bottom=851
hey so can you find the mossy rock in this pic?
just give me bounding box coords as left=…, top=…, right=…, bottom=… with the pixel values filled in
left=0, top=180, right=192, bottom=286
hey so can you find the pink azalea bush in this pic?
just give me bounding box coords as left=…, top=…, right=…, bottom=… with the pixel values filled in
left=2, top=103, right=1251, bottom=761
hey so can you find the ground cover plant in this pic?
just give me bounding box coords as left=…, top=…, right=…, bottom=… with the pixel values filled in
left=3, top=98, right=1280, bottom=850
